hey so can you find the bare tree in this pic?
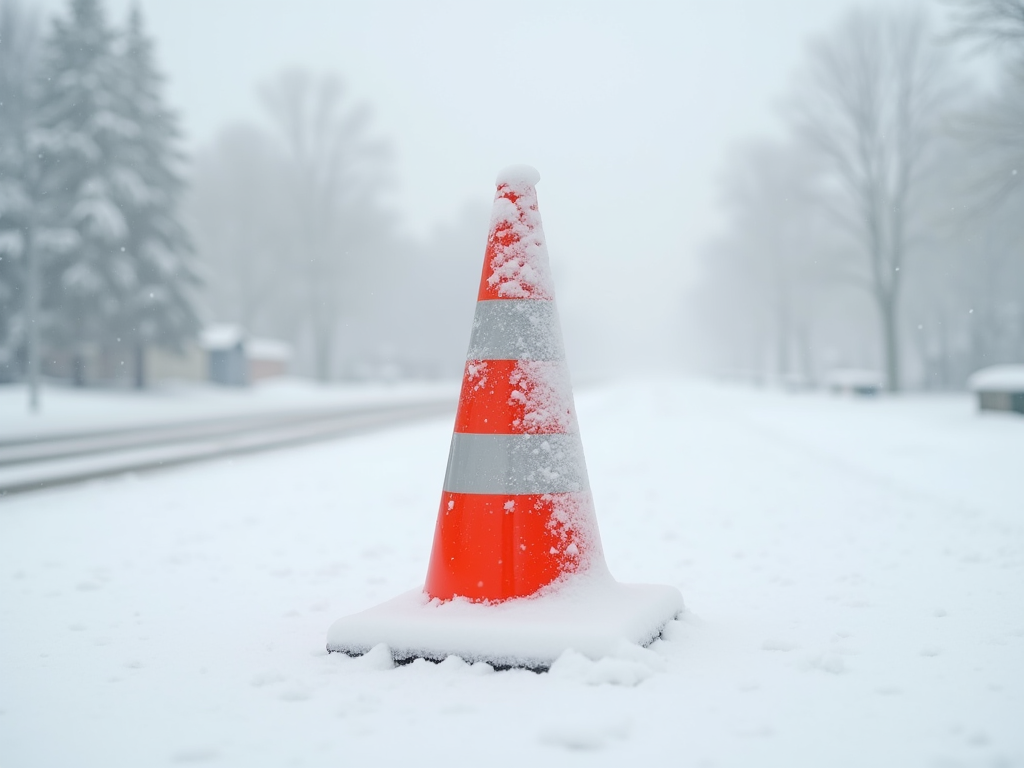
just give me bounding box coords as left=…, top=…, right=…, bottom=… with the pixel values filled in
left=710, top=140, right=828, bottom=382
left=188, top=124, right=293, bottom=333
left=259, top=70, right=390, bottom=381
left=791, top=8, right=951, bottom=391
left=948, top=0, right=1024, bottom=46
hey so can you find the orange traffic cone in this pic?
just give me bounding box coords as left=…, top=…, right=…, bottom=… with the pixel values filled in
left=327, top=167, right=683, bottom=669
left=424, top=164, right=605, bottom=602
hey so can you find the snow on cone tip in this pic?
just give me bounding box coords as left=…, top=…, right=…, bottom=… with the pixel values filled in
left=482, top=165, right=553, bottom=301
left=496, top=164, right=540, bottom=188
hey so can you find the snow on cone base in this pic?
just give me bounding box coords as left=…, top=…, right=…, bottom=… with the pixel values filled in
left=326, top=578, right=685, bottom=670
left=326, top=166, right=684, bottom=668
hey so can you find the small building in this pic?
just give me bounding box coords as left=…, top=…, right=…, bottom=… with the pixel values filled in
left=824, top=368, right=884, bottom=396
left=247, top=337, right=291, bottom=381
left=967, top=365, right=1024, bottom=415
left=200, top=324, right=247, bottom=387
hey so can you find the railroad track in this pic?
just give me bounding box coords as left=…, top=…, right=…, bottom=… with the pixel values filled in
left=0, top=399, right=455, bottom=496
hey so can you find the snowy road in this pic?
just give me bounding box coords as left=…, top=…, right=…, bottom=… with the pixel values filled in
left=0, top=400, right=454, bottom=495
left=1, top=379, right=1022, bottom=767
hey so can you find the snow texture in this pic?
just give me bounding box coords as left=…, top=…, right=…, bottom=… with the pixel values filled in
left=326, top=574, right=682, bottom=669
left=495, top=164, right=541, bottom=187
left=1, top=379, right=1023, bottom=766
left=485, top=169, right=555, bottom=300
left=968, top=364, right=1024, bottom=392
left=510, top=360, right=579, bottom=434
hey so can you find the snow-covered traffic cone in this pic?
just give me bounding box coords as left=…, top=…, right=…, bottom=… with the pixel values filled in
left=424, top=164, right=605, bottom=602
left=327, top=167, right=683, bottom=669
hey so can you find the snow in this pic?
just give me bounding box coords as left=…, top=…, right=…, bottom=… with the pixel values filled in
left=510, top=360, right=578, bottom=433
left=246, top=338, right=291, bottom=361
left=967, top=364, right=1024, bottom=392
left=199, top=324, right=244, bottom=349
left=1, top=378, right=1023, bottom=766
left=0, top=378, right=459, bottom=441
left=326, top=575, right=683, bottom=669
left=495, top=164, right=541, bottom=187
left=485, top=168, right=554, bottom=300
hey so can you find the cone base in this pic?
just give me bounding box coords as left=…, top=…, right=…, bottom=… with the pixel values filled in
left=325, top=578, right=684, bottom=670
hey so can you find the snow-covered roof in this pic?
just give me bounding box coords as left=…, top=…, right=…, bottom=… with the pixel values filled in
left=823, top=368, right=884, bottom=388
left=247, top=338, right=291, bottom=361
left=200, top=324, right=244, bottom=350
left=967, top=365, right=1024, bottom=393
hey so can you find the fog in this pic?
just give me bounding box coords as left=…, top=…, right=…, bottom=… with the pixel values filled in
left=2, top=0, right=1022, bottom=389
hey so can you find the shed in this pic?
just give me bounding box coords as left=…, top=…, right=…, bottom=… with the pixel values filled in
left=200, top=325, right=247, bottom=387
left=967, top=365, right=1024, bottom=415
left=247, top=338, right=291, bottom=381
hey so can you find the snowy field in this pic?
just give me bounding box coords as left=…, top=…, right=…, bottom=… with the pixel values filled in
left=1, top=378, right=1022, bottom=767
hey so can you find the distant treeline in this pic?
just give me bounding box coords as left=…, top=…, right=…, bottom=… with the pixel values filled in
left=692, top=2, right=1024, bottom=391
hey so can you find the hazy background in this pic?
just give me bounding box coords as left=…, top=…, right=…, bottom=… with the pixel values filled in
left=2, top=0, right=1021, bottom=391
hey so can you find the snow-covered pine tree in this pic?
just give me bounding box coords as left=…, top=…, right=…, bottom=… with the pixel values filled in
left=0, top=0, right=40, bottom=386
left=113, top=5, right=200, bottom=388
left=33, top=0, right=137, bottom=386
left=34, top=0, right=127, bottom=385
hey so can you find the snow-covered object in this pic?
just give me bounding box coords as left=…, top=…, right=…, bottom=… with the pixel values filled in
left=967, top=365, right=1024, bottom=393
left=326, top=574, right=683, bottom=669
left=247, top=338, right=291, bottom=362
left=199, top=324, right=244, bottom=350
left=328, top=167, right=684, bottom=667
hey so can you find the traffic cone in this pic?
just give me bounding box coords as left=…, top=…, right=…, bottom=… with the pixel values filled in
left=424, top=163, right=606, bottom=602
left=327, top=166, right=683, bottom=669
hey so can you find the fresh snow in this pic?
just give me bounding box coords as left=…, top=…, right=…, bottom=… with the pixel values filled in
left=326, top=576, right=683, bottom=669
left=1, top=378, right=1022, bottom=767
left=0, top=378, right=459, bottom=441
left=486, top=166, right=554, bottom=301
left=968, top=365, right=1024, bottom=392
left=495, top=164, right=541, bottom=187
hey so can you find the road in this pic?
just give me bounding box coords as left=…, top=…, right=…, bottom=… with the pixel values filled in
left=0, top=398, right=455, bottom=496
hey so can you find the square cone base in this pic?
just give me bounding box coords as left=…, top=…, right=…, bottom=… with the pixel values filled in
left=326, top=576, right=685, bottom=670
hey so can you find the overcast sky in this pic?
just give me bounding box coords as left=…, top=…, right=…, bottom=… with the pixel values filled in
left=40, top=0, right=935, bottom=369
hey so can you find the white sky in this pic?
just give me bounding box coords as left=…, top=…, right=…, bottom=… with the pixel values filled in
left=40, top=0, right=932, bottom=370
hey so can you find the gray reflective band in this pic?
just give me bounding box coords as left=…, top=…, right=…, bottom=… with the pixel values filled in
left=442, top=433, right=590, bottom=495
left=466, top=300, right=566, bottom=361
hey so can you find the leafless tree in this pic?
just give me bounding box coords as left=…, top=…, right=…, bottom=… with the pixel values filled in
left=259, top=70, right=390, bottom=381
left=948, top=0, right=1024, bottom=47
left=188, top=124, right=293, bottom=333
left=791, top=7, right=951, bottom=391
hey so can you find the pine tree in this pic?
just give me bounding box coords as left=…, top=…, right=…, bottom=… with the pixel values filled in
left=33, top=0, right=133, bottom=386
left=30, top=0, right=200, bottom=388
left=114, top=5, right=200, bottom=388
left=0, top=0, right=40, bottom=388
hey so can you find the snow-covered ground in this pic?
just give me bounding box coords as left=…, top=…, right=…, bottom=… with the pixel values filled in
left=0, top=378, right=459, bottom=440
left=1, top=378, right=1021, bottom=767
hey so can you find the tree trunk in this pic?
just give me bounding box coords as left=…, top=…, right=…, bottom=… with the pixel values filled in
left=313, top=322, right=333, bottom=382
left=24, top=217, right=40, bottom=411
left=72, top=352, right=86, bottom=388
left=880, top=297, right=901, bottom=392
left=134, top=340, right=146, bottom=390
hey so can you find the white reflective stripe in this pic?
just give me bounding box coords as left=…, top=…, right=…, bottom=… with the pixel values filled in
left=466, top=300, right=566, bottom=361
left=442, top=433, right=590, bottom=495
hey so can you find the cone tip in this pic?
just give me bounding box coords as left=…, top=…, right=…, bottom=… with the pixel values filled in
left=496, top=164, right=540, bottom=188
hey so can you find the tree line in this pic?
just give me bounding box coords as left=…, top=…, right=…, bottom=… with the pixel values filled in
left=0, top=0, right=199, bottom=404
left=692, top=2, right=1024, bottom=391
left=1, top=0, right=484, bottom=403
